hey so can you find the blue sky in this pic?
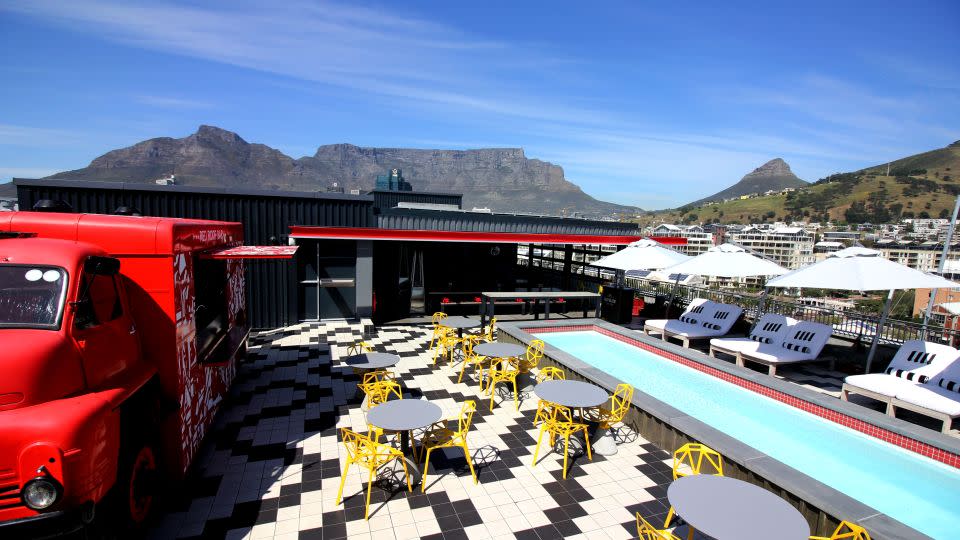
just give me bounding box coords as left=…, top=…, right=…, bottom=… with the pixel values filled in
left=1, top=1, right=957, bottom=209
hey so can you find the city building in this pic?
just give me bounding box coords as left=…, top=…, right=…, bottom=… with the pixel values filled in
left=726, top=226, right=815, bottom=269
left=375, top=168, right=413, bottom=191
left=821, top=230, right=861, bottom=244
left=645, top=224, right=713, bottom=255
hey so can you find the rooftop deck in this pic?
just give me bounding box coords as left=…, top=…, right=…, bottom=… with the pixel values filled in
left=146, top=320, right=692, bottom=540
left=141, top=317, right=949, bottom=539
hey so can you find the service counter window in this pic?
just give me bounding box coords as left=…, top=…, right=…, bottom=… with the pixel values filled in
left=194, top=257, right=228, bottom=361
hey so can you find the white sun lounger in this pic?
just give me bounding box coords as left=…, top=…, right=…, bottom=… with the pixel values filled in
left=709, top=313, right=797, bottom=360
left=842, top=340, right=959, bottom=416
left=662, top=303, right=743, bottom=348
left=737, top=320, right=833, bottom=376
left=643, top=298, right=713, bottom=338
left=890, top=361, right=960, bottom=433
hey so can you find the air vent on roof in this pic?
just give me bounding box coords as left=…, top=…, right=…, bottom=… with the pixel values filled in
left=113, top=206, right=142, bottom=216
left=32, top=199, right=73, bottom=213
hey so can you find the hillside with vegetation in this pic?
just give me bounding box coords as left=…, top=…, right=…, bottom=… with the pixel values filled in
left=640, top=141, right=960, bottom=226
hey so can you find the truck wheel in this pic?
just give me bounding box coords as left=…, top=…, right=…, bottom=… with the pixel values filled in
left=117, top=442, right=158, bottom=527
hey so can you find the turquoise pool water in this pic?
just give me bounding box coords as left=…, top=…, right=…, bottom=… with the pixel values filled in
left=539, top=330, right=960, bottom=540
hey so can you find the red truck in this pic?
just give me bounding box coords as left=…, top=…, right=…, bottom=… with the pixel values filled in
left=0, top=211, right=294, bottom=535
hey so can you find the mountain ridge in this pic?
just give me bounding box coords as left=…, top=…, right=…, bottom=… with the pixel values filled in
left=687, top=158, right=808, bottom=207
left=45, top=125, right=640, bottom=217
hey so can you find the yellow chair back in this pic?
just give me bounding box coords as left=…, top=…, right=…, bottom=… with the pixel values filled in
left=673, top=442, right=724, bottom=479
left=348, top=341, right=374, bottom=355
left=457, top=400, right=477, bottom=436
left=523, top=339, right=545, bottom=370
left=827, top=520, right=871, bottom=540
left=636, top=512, right=681, bottom=540
left=432, top=311, right=448, bottom=325
left=485, top=317, right=497, bottom=341
left=545, top=404, right=574, bottom=425
left=340, top=428, right=376, bottom=463
left=536, top=366, right=566, bottom=383
left=608, top=383, right=634, bottom=422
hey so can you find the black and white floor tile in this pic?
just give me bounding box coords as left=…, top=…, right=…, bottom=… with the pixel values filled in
left=146, top=321, right=699, bottom=540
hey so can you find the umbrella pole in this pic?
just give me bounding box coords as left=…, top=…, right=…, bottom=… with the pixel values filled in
left=866, top=289, right=894, bottom=374
left=921, top=194, right=960, bottom=336
left=664, top=275, right=681, bottom=319
left=757, top=288, right=768, bottom=318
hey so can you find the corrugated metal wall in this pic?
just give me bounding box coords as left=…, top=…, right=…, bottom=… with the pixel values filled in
left=372, top=190, right=463, bottom=210
left=15, top=180, right=374, bottom=328
left=378, top=208, right=640, bottom=236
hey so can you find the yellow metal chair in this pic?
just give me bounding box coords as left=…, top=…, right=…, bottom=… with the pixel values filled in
left=428, top=311, right=448, bottom=350
left=532, top=404, right=592, bottom=479
left=584, top=383, right=634, bottom=429
left=487, top=356, right=522, bottom=411
left=481, top=316, right=497, bottom=342
left=420, top=400, right=479, bottom=492
left=810, top=521, right=872, bottom=540
left=347, top=341, right=374, bottom=355
left=664, top=442, right=724, bottom=528
left=457, top=335, right=489, bottom=387
left=518, top=339, right=545, bottom=373
left=534, top=367, right=566, bottom=425
left=433, top=327, right=460, bottom=365
left=636, top=512, right=682, bottom=540
left=336, top=427, right=412, bottom=519
left=358, top=370, right=403, bottom=408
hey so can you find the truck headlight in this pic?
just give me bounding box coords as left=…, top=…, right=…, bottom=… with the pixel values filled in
left=22, top=476, right=62, bottom=510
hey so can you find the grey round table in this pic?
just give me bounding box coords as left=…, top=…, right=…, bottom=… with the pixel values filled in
left=343, top=352, right=400, bottom=370
left=667, top=475, right=809, bottom=540
left=441, top=316, right=482, bottom=335
left=474, top=342, right=526, bottom=359
left=534, top=380, right=608, bottom=409
left=367, top=399, right=444, bottom=486
left=534, top=380, right=620, bottom=455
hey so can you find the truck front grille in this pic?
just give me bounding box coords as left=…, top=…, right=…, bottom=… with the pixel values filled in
left=0, top=470, right=21, bottom=509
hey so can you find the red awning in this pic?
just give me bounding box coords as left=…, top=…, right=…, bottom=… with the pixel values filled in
left=200, top=245, right=299, bottom=259
left=289, top=226, right=685, bottom=246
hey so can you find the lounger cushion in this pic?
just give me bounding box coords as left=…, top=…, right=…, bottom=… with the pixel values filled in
left=709, top=337, right=764, bottom=354
left=741, top=344, right=815, bottom=364
left=844, top=374, right=923, bottom=398
left=661, top=320, right=704, bottom=335
left=644, top=319, right=669, bottom=332
left=894, top=384, right=960, bottom=416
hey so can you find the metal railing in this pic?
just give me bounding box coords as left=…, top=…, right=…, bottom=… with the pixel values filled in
left=625, top=276, right=960, bottom=348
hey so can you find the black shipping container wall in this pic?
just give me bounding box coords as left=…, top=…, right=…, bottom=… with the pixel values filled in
left=15, top=179, right=374, bottom=328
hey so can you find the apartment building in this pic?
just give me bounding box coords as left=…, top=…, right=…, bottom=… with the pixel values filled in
left=727, top=226, right=815, bottom=269
left=646, top=224, right=714, bottom=255
left=874, top=239, right=960, bottom=273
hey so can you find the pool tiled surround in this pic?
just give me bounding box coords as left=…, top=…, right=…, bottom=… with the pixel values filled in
left=526, top=323, right=960, bottom=469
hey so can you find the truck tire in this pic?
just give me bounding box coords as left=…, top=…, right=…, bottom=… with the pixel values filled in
left=119, top=442, right=158, bottom=526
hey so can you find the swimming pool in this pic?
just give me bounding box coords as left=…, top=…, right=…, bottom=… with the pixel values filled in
left=538, top=330, right=960, bottom=540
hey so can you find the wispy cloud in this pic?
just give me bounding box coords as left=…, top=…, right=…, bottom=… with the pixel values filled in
left=2, top=1, right=956, bottom=209
left=0, top=124, right=85, bottom=146
left=135, top=95, right=212, bottom=109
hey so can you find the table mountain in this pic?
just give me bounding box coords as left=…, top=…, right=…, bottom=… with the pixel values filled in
left=44, top=125, right=639, bottom=217
left=688, top=158, right=808, bottom=206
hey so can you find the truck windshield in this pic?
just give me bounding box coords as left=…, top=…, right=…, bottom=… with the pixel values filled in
left=0, top=265, right=68, bottom=329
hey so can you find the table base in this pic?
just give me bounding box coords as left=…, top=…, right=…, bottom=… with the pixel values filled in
left=590, top=427, right=618, bottom=456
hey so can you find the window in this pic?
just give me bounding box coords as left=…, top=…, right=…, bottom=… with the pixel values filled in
left=0, top=265, right=68, bottom=329
left=75, top=272, right=122, bottom=328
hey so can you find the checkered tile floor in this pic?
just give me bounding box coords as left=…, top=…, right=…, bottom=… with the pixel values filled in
left=147, top=321, right=701, bottom=540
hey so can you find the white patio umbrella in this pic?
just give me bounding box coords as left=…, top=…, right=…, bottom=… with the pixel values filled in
left=659, top=243, right=789, bottom=316
left=766, top=246, right=960, bottom=372
left=590, top=238, right=690, bottom=272
left=663, top=243, right=789, bottom=278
